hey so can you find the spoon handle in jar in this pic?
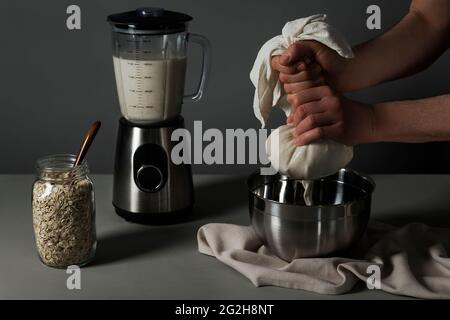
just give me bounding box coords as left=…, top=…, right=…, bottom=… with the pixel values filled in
left=74, top=121, right=101, bottom=167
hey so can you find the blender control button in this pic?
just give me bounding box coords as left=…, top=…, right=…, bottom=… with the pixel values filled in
left=136, top=165, right=164, bottom=192
left=136, top=7, right=164, bottom=17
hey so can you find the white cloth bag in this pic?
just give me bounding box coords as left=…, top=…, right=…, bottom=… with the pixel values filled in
left=250, top=14, right=354, bottom=185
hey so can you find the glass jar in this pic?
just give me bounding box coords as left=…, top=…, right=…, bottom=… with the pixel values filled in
left=32, top=154, right=96, bottom=268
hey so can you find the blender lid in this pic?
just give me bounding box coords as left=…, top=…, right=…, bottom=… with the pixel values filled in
left=107, top=7, right=193, bottom=33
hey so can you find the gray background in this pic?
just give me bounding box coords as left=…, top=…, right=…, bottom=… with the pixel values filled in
left=1, top=0, right=449, bottom=174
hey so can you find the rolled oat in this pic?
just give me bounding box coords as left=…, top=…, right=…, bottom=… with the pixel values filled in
left=32, top=156, right=96, bottom=268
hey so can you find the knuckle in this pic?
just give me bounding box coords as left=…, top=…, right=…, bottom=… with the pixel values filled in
left=287, top=94, right=294, bottom=104
left=279, top=73, right=288, bottom=82
left=288, top=94, right=300, bottom=106
left=305, top=104, right=313, bottom=116
left=271, top=57, right=278, bottom=67
left=302, top=82, right=314, bottom=92
left=306, top=114, right=316, bottom=127
left=296, top=136, right=307, bottom=146
left=298, top=103, right=307, bottom=116
left=295, top=105, right=305, bottom=118
left=283, top=83, right=291, bottom=93
left=295, top=81, right=305, bottom=90
left=315, top=127, right=324, bottom=139
left=291, top=109, right=298, bottom=122
left=292, top=95, right=301, bottom=107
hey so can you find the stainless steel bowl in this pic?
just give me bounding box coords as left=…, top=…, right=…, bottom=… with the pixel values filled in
left=248, top=168, right=375, bottom=261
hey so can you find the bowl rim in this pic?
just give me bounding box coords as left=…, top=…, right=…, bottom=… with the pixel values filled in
left=247, top=167, right=376, bottom=210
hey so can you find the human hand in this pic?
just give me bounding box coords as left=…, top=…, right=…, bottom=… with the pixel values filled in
left=271, top=46, right=376, bottom=146
left=271, top=40, right=351, bottom=92
left=287, top=84, right=377, bottom=146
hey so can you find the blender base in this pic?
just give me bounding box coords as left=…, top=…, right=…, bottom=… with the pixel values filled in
left=114, top=205, right=193, bottom=225
left=113, top=116, right=194, bottom=225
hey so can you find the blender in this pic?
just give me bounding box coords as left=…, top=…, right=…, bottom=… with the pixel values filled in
left=108, top=8, right=210, bottom=224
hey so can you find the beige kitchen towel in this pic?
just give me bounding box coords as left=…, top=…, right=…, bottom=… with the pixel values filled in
left=197, top=222, right=450, bottom=299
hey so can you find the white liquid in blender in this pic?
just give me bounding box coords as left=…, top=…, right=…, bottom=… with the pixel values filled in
left=113, top=57, right=187, bottom=123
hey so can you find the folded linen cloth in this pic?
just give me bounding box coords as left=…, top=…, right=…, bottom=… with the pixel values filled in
left=197, top=222, right=450, bottom=299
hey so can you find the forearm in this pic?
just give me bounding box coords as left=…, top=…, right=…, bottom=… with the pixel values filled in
left=340, top=0, right=450, bottom=91
left=372, top=94, right=450, bottom=143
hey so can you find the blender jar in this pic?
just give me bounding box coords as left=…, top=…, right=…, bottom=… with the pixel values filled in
left=108, top=8, right=211, bottom=124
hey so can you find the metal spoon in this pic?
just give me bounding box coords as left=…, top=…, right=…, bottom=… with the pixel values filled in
left=74, top=121, right=102, bottom=167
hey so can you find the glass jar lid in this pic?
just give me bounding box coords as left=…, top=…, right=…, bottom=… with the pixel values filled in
left=107, top=7, right=193, bottom=34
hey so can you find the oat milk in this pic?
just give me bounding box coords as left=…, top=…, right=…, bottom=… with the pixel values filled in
left=113, top=57, right=187, bottom=123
